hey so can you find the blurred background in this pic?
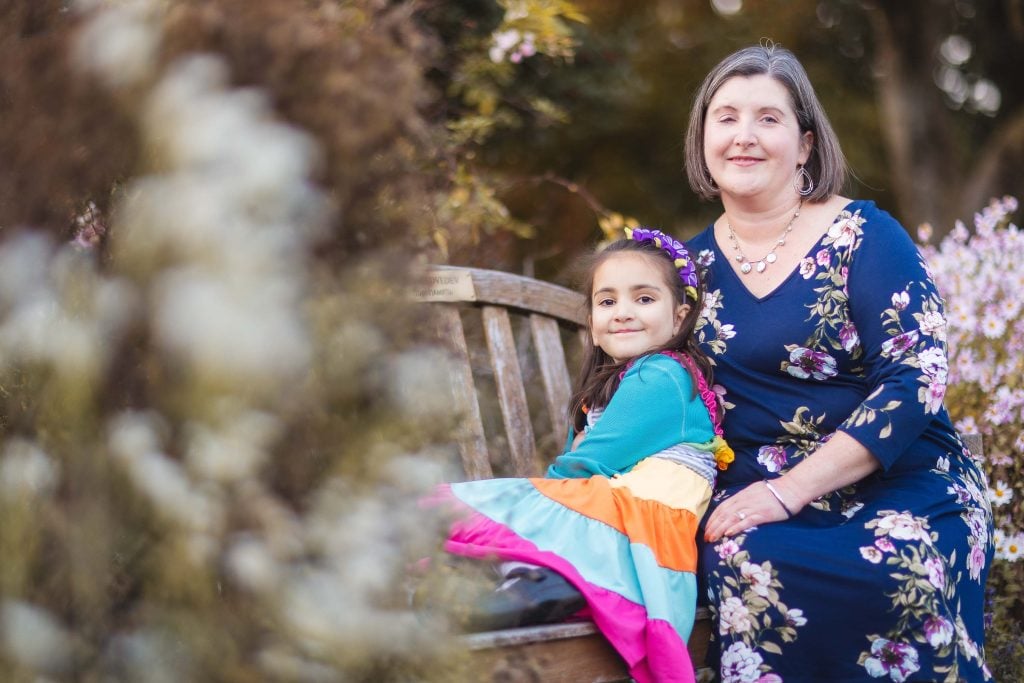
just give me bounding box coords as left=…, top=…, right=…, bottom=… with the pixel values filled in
left=0, top=0, right=1022, bottom=681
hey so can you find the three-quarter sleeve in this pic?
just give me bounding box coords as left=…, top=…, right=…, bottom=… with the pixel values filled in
left=546, top=354, right=716, bottom=479
left=838, top=209, right=949, bottom=470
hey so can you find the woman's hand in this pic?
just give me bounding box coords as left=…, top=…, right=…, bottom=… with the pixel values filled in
left=703, top=432, right=880, bottom=542
left=703, top=480, right=793, bottom=542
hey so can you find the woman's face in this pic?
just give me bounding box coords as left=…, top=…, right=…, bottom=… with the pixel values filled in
left=702, top=74, right=812, bottom=202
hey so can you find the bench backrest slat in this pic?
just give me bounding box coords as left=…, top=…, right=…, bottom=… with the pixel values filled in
left=419, top=266, right=587, bottom=479
left=530, top=313, right=574, bottom=445
left=482, top=305, right=538, bottom=476
left=434, top=303, right=493, bottom=479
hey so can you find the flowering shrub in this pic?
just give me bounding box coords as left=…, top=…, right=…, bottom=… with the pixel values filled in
left=918, top=195, right=1024, bottom=678
left=0, top=2, right=468, bottom=681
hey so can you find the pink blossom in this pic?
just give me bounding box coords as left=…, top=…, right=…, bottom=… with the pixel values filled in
left=923, top=615, right=954, bottom=648
left=860, top=546, right=883, bottom=563
left=862, top=638, right=920, bottom=682
left=919, top=311, right=946, bottom=339
left=719, top=596, right=754, bottom=635
left=798, top=258, right=816, bottom=279
left=876, top=511, right=930, bottom=544
left=827, top=215, right=864, bottom=248
left=756, top=444, right=788, bottom=473
left=875, top=537, right=896, bottom=553
left=740, top=561, right=773, bottom=597
left=786, top=347, right=838, bottom=381
left=720, top=641, right=762, bottom=683
left=839, top=322, right=860, bottom=352
left=785, top=607, right=807, bottom=627
left=951, top=220, right=970, bottom=243
left=815, top=248, right=831, bottom=266
left=923, top=557, right=945, bottom=589
left=968, top=544, right=986, bottom=581
left=981, top=311, right=1007, bottom=338
left=917, top=347, right=947, bottom=381
left=920, top=381, right=946, bottom=414
left=881, top=331, right=919, bottom=360
left=716, top=538, right=740, bottom=559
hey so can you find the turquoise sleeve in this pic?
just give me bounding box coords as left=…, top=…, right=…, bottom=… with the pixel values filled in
left=546, top=354, right=716, bottom=479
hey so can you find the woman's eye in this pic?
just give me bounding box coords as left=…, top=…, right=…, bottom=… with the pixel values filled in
left=761, top=115, right=779, bottom=124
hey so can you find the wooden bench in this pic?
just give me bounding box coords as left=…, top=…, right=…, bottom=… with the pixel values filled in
left=418, top=263, right=985, bottom=683
left=418, top=264, right=713, bottom=682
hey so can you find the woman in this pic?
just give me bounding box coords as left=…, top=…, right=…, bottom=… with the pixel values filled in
left=684, top=44, right=993, bottom=682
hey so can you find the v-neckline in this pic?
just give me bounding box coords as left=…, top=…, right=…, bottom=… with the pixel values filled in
left=709, top=200, right=860, bottom=303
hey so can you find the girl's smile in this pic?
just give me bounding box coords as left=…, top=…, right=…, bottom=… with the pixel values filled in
left=590, top=252, right=689, bottom=363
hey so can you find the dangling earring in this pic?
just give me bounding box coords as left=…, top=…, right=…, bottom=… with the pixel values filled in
left=795, top=165, right=814, bottom=197
left=707, top=168, right=720, bottom=196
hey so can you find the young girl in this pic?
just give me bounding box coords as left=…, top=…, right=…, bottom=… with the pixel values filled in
left=433, top=229, right=732, bottom=683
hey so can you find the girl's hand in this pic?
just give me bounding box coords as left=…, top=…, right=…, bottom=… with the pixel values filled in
left=703, top=480, right=793, bottom=542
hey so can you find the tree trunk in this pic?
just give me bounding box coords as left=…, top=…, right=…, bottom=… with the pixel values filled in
left=865, top=0, right=961, bottom=233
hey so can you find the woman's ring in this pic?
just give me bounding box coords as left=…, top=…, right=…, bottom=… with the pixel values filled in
left=736, top=511, right=747, bottom=521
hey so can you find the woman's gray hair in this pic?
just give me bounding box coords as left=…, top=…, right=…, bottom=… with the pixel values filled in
left=683, top=43, right=848, bottom=202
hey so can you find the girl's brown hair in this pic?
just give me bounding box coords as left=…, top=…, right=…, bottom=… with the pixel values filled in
left=569, top=238, right=715, bottom=433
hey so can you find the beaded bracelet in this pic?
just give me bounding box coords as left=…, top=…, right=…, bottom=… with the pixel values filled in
left=764, top=480, right=795, bottom=518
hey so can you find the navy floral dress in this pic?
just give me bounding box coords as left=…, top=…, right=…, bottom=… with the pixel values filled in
left=687, top=201, right=993, bottom=683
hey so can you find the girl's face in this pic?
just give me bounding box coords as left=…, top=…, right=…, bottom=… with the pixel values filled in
left=590, top=252, right=690, bottom=363
left=702, top=74, right=812, bottom=201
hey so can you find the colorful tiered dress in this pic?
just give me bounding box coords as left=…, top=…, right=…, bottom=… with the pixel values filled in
left=440, top=352, right=728, bottom=683
left=687, top=200, right=993, bottom=682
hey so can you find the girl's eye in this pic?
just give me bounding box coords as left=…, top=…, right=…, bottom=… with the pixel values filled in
left=597, top=298, right=615, bottom=307
left=637, top=295, right=655, bottom=304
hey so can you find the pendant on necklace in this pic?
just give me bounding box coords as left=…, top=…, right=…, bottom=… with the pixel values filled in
left=725, top=200, right=803, bottom=277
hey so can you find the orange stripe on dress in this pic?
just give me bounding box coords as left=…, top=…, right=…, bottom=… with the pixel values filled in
left=531, top=476, right=701, bottom=572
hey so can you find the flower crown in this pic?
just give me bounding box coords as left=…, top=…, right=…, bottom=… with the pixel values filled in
left=624, top=226, right=699, bottom=301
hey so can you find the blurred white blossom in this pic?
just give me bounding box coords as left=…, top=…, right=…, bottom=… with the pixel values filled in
left=73, top=0, right=160, bottom=89
left=226, top=534, right=282, bottom=593
left=387, top=347, right=454, bottom=421
left=102, top=629, right=194, bottom=683
left=0, top=235, right=137, bottom=381
left=0, top=440, right=59, bottom=499
left=185, top=410, right=281, bottom=483
left=1, top=601, right=72, bottom=674
left=109, top=412, right=224, bottom=534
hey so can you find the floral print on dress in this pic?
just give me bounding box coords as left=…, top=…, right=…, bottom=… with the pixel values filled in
left=780, top=208, right=867, bottom=380
left=690, top=201, right=992, bottom=681
left=844, top=267, right=950, bottom=441
left=695, top=250, right=736, bottom=358
left=707, top=533, right=806, bottom=683
left=857, top=504, right=990, bottom=682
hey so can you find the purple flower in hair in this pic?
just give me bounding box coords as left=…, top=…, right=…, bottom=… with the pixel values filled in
left=624, top=226, right=699, bottom=300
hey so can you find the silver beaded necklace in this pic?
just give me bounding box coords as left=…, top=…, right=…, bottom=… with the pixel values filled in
left=725, top=201, right=803, bottom=275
